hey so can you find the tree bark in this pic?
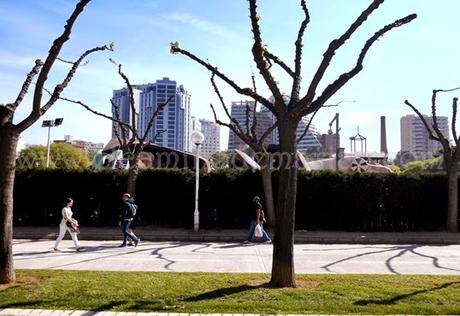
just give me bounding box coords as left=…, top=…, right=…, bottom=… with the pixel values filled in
left=260, top=154, right=275, bottom=227
left=270, top=121, right=298, bottom=287
left=127, top=154, right=140, bottom=197
left=0, top=126, right=18, bottom=284
left=445, top=160, right=458, bottom=233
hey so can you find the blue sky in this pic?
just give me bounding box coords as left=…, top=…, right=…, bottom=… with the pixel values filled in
left=1, top=0, right=460, bottom=156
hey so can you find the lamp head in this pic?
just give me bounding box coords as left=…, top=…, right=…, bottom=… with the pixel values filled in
left=191, top=130, right=205, bottom=145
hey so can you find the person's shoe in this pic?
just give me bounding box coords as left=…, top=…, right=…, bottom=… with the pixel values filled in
left=134, top=239, right=140, bottom=247
left=76, top=247, right=83, bottom=252
left=243, top=240, right=251, bottom=244
left=264, top=240, right=272, bottom=244
left=53, top=248, right=60, bottom=252
left=118, top=244, right=127, bottom=248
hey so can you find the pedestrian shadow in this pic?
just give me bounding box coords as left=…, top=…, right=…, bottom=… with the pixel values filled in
left=184, top=283, right=266, bottom=302
left=218, top=242, right=263, bottom=248
left=354, top=281, right=460, bottom=306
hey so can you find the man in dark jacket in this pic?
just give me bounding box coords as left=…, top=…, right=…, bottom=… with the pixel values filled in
left=119, top=193, right=140, bottom=247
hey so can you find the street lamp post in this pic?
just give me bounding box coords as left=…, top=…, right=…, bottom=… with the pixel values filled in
left=328, top=113, right=340, bottom=170
left=191, top=130, right=205, bottom=232
left=41, top=118, right=63, bottom=168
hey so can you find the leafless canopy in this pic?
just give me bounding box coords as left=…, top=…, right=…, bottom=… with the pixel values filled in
left=0, top=0, right=113, bottom=133
left=171, top=0, right=416, bottom=135
left=405, top=87, right=460, bottom=158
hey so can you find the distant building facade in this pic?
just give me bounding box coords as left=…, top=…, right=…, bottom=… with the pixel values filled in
left=112, top=78, right=191, bottom=152
left=199, top=119, right=220, bottom=158
left=111, top=87, right=141, bottom=139
left=54, top=135, right=104, bottom=154
left=227, top=100, right=323, bottom=152
left=400, top=114, right=449, bottom=159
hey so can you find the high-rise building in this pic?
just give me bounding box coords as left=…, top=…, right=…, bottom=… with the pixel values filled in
left=199, top=119, right=220, bottom=158
left=400, top=114, right=449, bottom=159
left=112, top=78, right=191, bottom=152
left=138, top=78, right=191, bottom=151
left=296, top=116, right=322, bottom=152
left=227, top=100, right=322, bottom=152
left=228, top=100, right=255, bottom=150
left=111, top=87, right=141, bottom=139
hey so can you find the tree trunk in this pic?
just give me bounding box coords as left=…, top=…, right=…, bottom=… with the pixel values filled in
left=0, top=126, right=18, bottom=284
left=446, top=160, right=458, bottom=233
left=127, top=155, right=140, bottom=197
left=260, top=154, right=275, bottom=227
left=270, top=121, right=298, bottom=287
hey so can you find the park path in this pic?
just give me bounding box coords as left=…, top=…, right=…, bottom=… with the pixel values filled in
left=13, top=239, right=460, bottom=275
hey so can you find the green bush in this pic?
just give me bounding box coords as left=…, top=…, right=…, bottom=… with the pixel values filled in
left=13, top=169, right=454, bottom=231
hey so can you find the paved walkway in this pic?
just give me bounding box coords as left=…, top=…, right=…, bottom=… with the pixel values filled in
left=13, top=239, right=460, bottom=274
left=13, top=226, right=460, bottom=244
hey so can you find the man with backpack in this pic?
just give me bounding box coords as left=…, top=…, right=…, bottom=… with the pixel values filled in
left=118, top=193, right=140, bottom=247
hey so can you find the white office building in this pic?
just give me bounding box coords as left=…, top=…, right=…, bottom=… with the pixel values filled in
left=199, top=119, right=220, bottom=158
left=401, top=114, right=449, bottom=159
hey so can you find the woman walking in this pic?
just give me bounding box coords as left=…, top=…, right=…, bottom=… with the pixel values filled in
left=245, top=196, right=272, bottom=243
left=54, top=198, right=81, bottom=252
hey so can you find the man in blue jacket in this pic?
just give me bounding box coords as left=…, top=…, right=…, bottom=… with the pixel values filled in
left=119, top=193, right=140, bottom=247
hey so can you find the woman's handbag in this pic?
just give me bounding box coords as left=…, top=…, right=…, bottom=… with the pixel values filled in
left=66, top=220, right=80, bottom=234
left=254, top=224, right=263, bottom=238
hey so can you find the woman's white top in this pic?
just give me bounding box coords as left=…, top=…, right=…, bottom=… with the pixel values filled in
left=60, top=207, right=73, bottom=225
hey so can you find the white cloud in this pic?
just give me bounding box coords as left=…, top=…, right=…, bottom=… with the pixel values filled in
left=160, top=12, right=240, bottom=41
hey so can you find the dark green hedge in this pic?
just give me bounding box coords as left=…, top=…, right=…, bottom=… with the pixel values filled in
left=13, top=169, right=452, bottom=231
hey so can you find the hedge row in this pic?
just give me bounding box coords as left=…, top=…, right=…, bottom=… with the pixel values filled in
left=13, top=169, right=451, bottom=231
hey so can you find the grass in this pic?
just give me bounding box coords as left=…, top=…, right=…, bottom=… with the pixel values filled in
left=0, top=270, right=459, bottom=314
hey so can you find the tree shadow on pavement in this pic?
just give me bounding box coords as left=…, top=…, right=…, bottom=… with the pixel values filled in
left=354, top=281, right=460, bottom=306
left=315, top=244, right=460, bottom=274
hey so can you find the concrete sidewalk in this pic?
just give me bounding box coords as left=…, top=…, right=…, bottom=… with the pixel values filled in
left=13, top=226, right=460, bottom=244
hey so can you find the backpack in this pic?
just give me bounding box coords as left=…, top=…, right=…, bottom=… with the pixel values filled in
left=127, top=203, right=138, bottom=218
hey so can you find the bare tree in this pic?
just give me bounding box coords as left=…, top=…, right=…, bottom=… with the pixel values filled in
left=171, top=0, right=416, bottom=287
left=209, top=73, right=277, bottom=226
left=0, top=0, right=112, bottom=284
left=58, top=60, right=170, bottom=196
left=405, top=87, right=460, bottom=233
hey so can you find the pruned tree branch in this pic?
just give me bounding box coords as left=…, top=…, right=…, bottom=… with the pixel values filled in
left=110, top=59, right=138, bottom=132
left=210, top=73, right=247, bottom=138
left=17, top=44, right=113, bottom=133
left=139, top=94, right=173, bottom=144
left=297, top=108, right=320, bottom=144
left=265, top=51, right=294, bottom=77
left=248, top=0, right=284, bottom=110
left=452, top=97, right=458, bottom=147
left=56, top=57, right=75, bottom=64
left=304, top=0, right=384, bottom=105
left=290, top=0, right=310, bottom=105
left=25, top=0, right=91, bottom=132
left=430, top=89, right=457, bottom=150
left=404, top=99, right=440, bottom=142
left=250, top=74, right=259, bottom=141
left=13, top=59, right=44, bottom=110
left=171, top=43, right=275, bottom=113
left=300, top=13, right=417, bottom=118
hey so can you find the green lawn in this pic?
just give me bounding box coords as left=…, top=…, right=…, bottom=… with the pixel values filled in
left=0, top=270, right=459, bottom=314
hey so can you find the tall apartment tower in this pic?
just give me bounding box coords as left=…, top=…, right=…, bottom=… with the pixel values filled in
left=400, top=114, right=449, bottom=159
left=111, top=87, right=141, bottom=139
left=227, top=101, right=322, bottom=152
left=227, top=101, right=255, bottom=150
left=199, top=119, right=220, bottom=158
left=137, top=78, right=191, bottom=151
